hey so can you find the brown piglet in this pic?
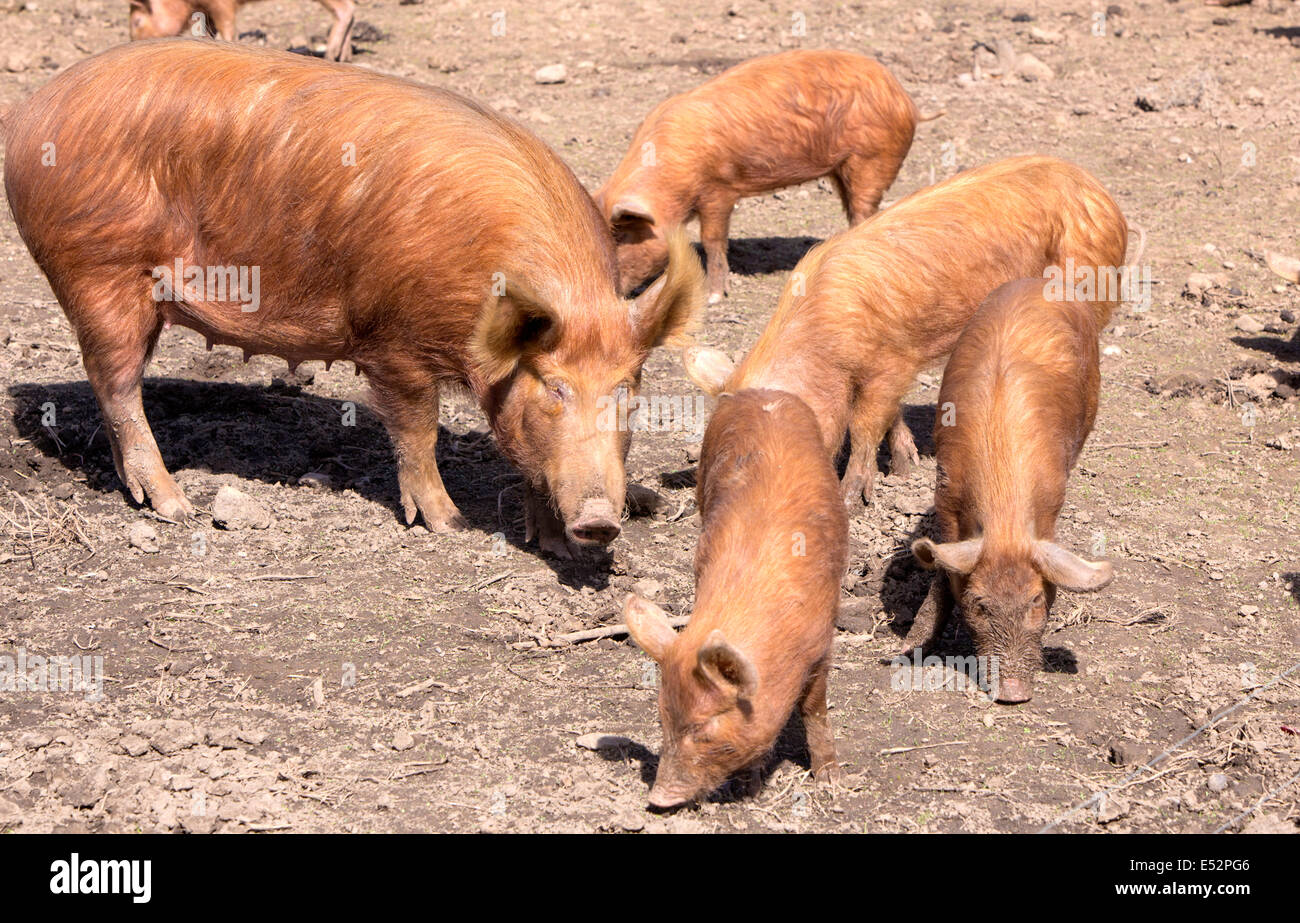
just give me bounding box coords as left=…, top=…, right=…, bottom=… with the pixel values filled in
left=683, top=155, right=1132, bottom=508
left=908, top=278, right=1115, bottom=704
left=4, top=41, right=704, bottom=558
left=596, top=49, right=935, bottom=302
left=624, top=388, right=848, bottom=808
left=128, top=0, right=357, bottom=62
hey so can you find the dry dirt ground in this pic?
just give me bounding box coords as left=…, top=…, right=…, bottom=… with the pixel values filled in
left=0, top=0, right=1298, bottom=834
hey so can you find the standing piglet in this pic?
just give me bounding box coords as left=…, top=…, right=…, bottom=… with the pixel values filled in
left=128, top=0, right=357, bottom=62
left=624, top=388, right=848, bottom=808
left=596, top=50, right=934, bottom=301
left=683, top=156, right=1131, bottom=507
left=4, top=41, right=703, bottom=557
left=907, top=279, right=1115, bottom=704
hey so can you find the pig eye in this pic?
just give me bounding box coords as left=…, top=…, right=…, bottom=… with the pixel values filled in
left=1030, top=592, right=1046, bottom=608
left=543, top=378, right=570, bottom=404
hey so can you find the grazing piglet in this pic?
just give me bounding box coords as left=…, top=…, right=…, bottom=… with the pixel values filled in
left=4, top=41, right=703, bottom=557
left=624, top=388, right=848, bottom=808
left=596, top=49, right=934, bottom=301
left=128, top=0, right=357, bottom=62
left=683, top=155, right=1130, bottom=507
left=907, top=279, right=1115, bottom=704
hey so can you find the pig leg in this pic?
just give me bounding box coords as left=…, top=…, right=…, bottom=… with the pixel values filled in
left=523, top=483, right=576, bottom=560
left=840, top=380, right=908, bottom=507
left=900, top=573, right=955, bottom=655
left=834, top=152, right=904, bottom=224
left=367, top=370, right=467, bottom=532
left=696, top=195, right=737, bottom=304
left=209, top=5, right=237, bottom=41
left=320, top=0, right=356, bottom=62
left=800, top=657, right=838, bottom=783
left=887, top=413, right=920, bottom=478
left=70, top=286, right=192, bottom=520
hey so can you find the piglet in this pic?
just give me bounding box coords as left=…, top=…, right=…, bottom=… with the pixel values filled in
left=596, top=49, right=936, bottom=301
left=683, top=155, right=1132, bottom=507
left=624, top=388, right=848, bottom=808
left=908, top=278, right=1116, bottom=704
left=128, top=0, right=357, bottom=63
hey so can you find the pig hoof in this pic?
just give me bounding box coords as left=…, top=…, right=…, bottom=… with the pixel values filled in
left=812, top=761, right=840, bottom=786
left=153, top=493, right=194, bottom=522
left=888, top=454, right=916, bottom=479
left=424, top=511, right=468, bottom=533
left=537, top=533, right=575, bottom=560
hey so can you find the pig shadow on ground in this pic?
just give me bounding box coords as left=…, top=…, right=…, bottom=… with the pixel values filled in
left=832, top=400, right=937, bottom=483
left=6, top=378, right=617, bottom=588
left=869, top=504, right=1078, bottom=680
left=1230, top=333, right=1300, bottom=362
left=616, top=710, right=829, bottom=810
left=725, top=236, right=822, bottom=278
left=1258, top=26, right=1300, bottom=42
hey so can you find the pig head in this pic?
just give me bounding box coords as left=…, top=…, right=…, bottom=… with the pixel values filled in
left=623, top=595, right=773, bottom=808
left=475, top=230, right=703, bottom=554
left=128, top=0, right=204, bottom=39
left=912, top=537, right=1113, bottom=703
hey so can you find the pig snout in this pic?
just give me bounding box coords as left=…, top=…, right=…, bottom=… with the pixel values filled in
left=994, top=675, right=1033, bottom=704
left=647, top=750, right=701, bottom=810
left=566, top=497, right=621, bottom=547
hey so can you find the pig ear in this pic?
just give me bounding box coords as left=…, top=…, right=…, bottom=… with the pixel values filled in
left=470, top=281, right=562, bottom=385
left=681, top=346, right=734, bottom=397
left=1032, top=542, right=1114, bottom=592
left=912, top=537, right=983, bottom=576
left=696, top=630, right=758, bottom=702
left=630, top=228, right=706, bottom=351
left=610, top=196, right=655, bottom=227
left=623, top=594, right=679, bottom=663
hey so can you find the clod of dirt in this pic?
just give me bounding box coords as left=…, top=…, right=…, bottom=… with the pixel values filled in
left=1029, top=26, right=1063, bottom=44
left=127, top=521, right=160, bottom=553
left=837, top=598, right=875, bottom=633
left=211, top=485, right=272, bottom=530
left=141, top=719, right=200, bottom=755
left=350, top=21, right=387, bottom=43
left=626, top=483, right=663, bottom=515
left=1135, top=68, right=1219, bottom=112
left=56, top=766, right=110, bottom=808
left=1097, top=794, right=1130, bottom=824
left=1266, top=251, right=1300, bottom=284
left=1242, top=814, right=1298, bottom=834
left=1016, top=53, right=1054, bottom=82
left=19, top=730, right=53, bottom=750
left=297, top=471, right=333, bottom=490
left=179, top=812, right=218, bottom=835
left=1184, top=272, right=1229, bottom=298
left=51, top=482, right=73, bottom=500
left=0, top=798, right=23, bottom=829
left=534, top=64, right=568, bottom=85
left=118, top=734, right=150, bottom=757
left=1235, top=315, right=1265, bottom=334
left=392, top=729, right=415, bottom=751
left=1207, top=772, right=1230, bottom=793
left=632, top=577, right=664, bottom=599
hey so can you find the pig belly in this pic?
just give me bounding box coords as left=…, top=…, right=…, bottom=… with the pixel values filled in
left=157, top=283, right=350, bottom=367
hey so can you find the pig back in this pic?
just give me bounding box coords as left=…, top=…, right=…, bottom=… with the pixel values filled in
left=691, top=388, right=848, bottom=648
left=4, top=40, right=619, bottom=367
left=934, top=279, right=1102, bottom=538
